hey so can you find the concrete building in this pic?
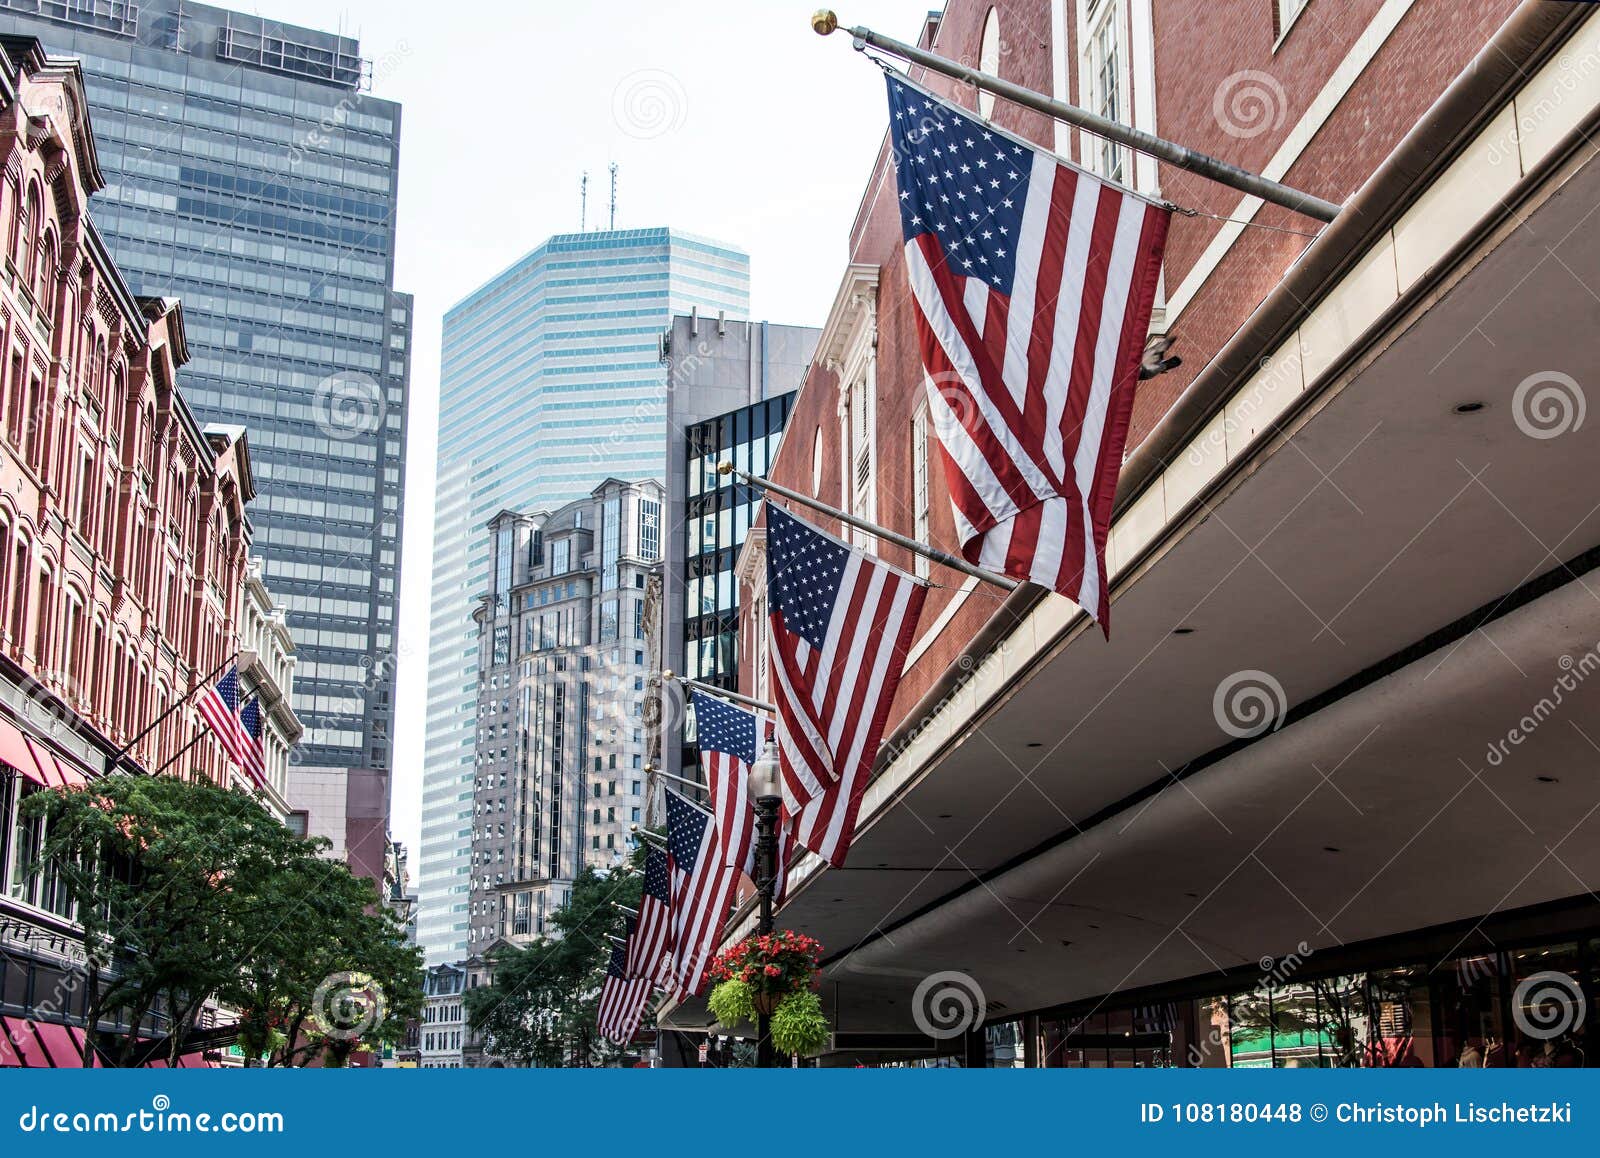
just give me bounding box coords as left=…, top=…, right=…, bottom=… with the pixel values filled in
left=412, top=963, right=465, bottom=1069
left=420, top=229, right=749, bottom=964
left=236, top=551, right=301, bottom=819
left=0, top=36, right=256, bottom=1060
left=466, top=479, right=663, bottom=956
left=659, top=0, right=1600, bottom=1068
left=0, top=0, right=412, bottom=778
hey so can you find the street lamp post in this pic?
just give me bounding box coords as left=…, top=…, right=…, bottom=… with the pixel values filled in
left=747, top=739, right=783, bottom=1069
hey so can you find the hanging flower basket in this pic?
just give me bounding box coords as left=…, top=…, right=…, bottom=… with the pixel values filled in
left=706, top=930, right=829, bottom=1053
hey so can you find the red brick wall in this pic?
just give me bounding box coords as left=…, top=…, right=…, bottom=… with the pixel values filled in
left=0, top=51, right=253, bottom=783
left=753, top=0, right=1524, bottom=729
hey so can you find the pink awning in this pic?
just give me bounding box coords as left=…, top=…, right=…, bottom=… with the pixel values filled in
left=0, top=1017, right=22, bottom=1067
left=0, top=715, right=89, bottom=790
left=33, top=1020, right=83, bottom=1068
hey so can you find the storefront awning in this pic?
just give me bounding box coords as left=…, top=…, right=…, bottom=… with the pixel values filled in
left=0, top=714, right=90, bottom=790
left=0, top=1016, right=95, bottom=1067
left=0, top=1017, right=217, bottom=1068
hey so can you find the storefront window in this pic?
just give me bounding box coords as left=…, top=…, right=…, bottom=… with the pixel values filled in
left=1509, top=944, right=1587, bottom=1067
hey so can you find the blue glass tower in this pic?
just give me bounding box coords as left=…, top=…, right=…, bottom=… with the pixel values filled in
left=419, top=227, right=749, bottom=962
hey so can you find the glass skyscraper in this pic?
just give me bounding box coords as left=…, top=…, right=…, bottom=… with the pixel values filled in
left=0, top=0, right=410, bottom=772
left=420, top=227, right=748, bottom=963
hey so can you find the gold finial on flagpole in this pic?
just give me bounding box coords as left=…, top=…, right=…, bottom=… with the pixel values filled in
left=811, top=9, right=839, bottom=36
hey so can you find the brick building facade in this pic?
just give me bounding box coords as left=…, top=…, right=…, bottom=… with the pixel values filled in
left=0, top=37, right=261, bottom=1055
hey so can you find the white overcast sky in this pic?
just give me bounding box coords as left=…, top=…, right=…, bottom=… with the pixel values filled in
left=250, top=0, right=939, bottom=858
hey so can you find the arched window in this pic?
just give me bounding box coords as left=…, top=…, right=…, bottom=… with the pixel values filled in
left=36, top=230, right=55, bottom=315
left=811, top=426, right=823, bottom=496
left=20, top=182, right=40, bottom=292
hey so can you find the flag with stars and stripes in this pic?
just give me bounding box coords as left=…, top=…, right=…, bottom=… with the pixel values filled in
left=240, top=697, right=267, bottom=790
left=197, top=666, right=248, bottom=766
left=690, top=688, right=796, bottom=904
left=596, top=941, right=653, bottom=1045
left=886, top=73, right=1170, bottom=633
left=665, top=787, right=739, bottom=998
left=625, top=847, right=674, bottom=987
left=766, top=505, right=927, bottom=868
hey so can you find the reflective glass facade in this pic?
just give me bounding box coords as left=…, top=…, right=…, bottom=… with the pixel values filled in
left=0, top=0, right=411, bottom=772
left=681, top=392, right=793, bottom=688
left=419, top=228, right=748, bottom=962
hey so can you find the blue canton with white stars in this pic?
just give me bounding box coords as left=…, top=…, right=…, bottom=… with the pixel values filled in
left=666, top=790, right=711, bottom=870
left=886, top=73, right=1032, bottom=294
left=691, top=690, right=757, bottom=766
left=641, top=847, right=670, bottom=905
left=241, top=698, right=262, bottom=742
left=767, top=506, right=850, bottom=652
left=217, top=668, right=240, bottom=712
left=606, top=944, right=629, bottom=980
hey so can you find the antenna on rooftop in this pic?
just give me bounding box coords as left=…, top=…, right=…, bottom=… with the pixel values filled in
left=580, top=171, right=589, bottom=232
left=609, top=162, right=618, bottom=230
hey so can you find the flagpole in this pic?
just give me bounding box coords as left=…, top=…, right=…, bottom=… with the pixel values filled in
left=811, top=10, right=1342, bottom=223
left=610, top=903, right=639, bottom=918
left=649, top=766, right=708, bottom=795
left=718, top=461, right=1019, bottom=592
left=629, top=824, right=667, bottom=849
left=660, top=670, right=777, bottom=714
left=107, top=648, right=240, bottom=774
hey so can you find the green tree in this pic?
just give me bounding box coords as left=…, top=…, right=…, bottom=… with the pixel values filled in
left=22, top=775, right=420, bottom=1067
left=464, top=864, right=643, bottom=1067
left=229, top=849, right=422, bottom=1067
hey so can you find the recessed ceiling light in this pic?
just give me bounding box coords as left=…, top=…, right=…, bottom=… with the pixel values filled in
left=1454, top=401, right=1485, bottom=414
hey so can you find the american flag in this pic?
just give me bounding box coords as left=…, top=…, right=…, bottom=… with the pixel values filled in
left=690, top=688, right=795, bottom=903
left=239, top=697, right=267, bottom=790
left=625, top=847, right=674, bottom=987
left=886, top=73, right=1170, bottom=632
left=596, top=941, right=653, bottom=1046
left=766, top=505, right=926, bottom=867
left=665, top=787, right=738, bottom=998
left=197, top=666, right=247, bottom=766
